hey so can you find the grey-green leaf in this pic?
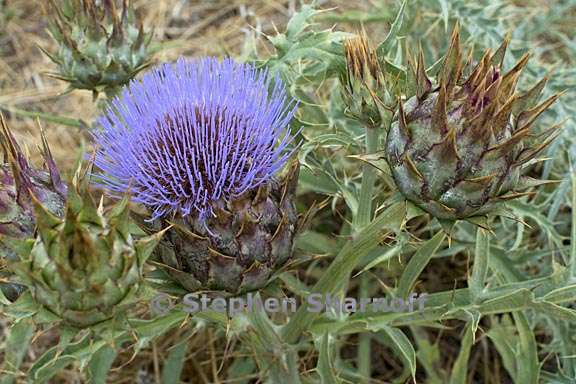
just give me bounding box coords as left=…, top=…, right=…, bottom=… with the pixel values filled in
left=396, top=231, right=446, bottom=300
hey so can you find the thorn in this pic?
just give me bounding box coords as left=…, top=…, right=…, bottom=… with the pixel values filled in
left=507, top=53, right=531, bottom=77
left=531, top=119, right=566, bottom=140
left=269, top=214, right=288, bottom=243
left=437, top=201, right=456, bottom=213
left=491, top=95, right=516, bottom=135
left=496, top=191, right=536, bottom=201
left=464, top=50, right=490, bottom=90
left=516, top=127, right=563, bottom=165
left=282, top=160, right=300, bottom=201
left=517, top=92, right=562, bottom=131
left=166, top=219, right=208, bottom=241
left=98, top=195, right=105, bottom=214
left=465, top=173, right=497, bottom=184
left=406, top=53, right=418, bottom=94
left=464, top=49, right=474, bottom=71
left=488, top=125, right=530, bottom=154
left=440, top=127, right=460, bottom=161
left=134, top=17, right=145, bottom=49
left=439, top=22, right=462, bottom=92
left=490, top=32, right=511, bottom=68
left=416, top=43, right=432, bottom=99
left=296, top=198, right=328, bottom=233
left=470, top=74, right=489, bottom=110
left=121, top=0, right=129, bottom=25
left=404, top=153, right=424, bottom=180
left=0, top=113, right=32, bottom=202
left=397, top=98, right=411, bottom=141
left=513, top=76, right=548, bottom=114
left=432, top=84, right=449, bottom=133
left=467, top=102, right=497, bottom=144
left=207, top=247, right=232, bottom=259
left=37, top=118, right=66, bottom=197
left=484, top=75, right=501, bottom=104
left=234, top=219, right=246, bottom=238
left=499, top=53, right=530, bottom=98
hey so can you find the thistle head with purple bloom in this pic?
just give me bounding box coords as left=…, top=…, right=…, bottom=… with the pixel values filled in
left=93, top=57, right=300, bottom=292
left=93, top=57, right=298, bottom=221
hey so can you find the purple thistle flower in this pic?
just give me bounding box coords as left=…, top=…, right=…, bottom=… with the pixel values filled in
left=93, top=57, right=298, bottom=220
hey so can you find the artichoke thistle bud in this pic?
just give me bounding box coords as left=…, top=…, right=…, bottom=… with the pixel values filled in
left=94, top=58, right=301, bottom=294
left=43, top=0, right=153, bottom=98
left=0, top=115, right=66, bottom=261
left=385, top=26, right=561, bottom=220
left=342, top=35, right=386, bottom=128
left=8, top=166, right=162, bottom=328
left=0, top=116, right=66, bottom=301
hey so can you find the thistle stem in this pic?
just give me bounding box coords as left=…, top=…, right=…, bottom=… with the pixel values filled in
left=282, top=123, right=387, bottom=345
left=470, top=227, right=490, bottom=301
left=355, top=125, right=379, bottom=382
left=358, top=274, right=372, bottom=382
left=281, top=201, right=406, bottom=344
left=246, top=295, right=302, bottom=383
left=354, top=126, right=380, bottom=231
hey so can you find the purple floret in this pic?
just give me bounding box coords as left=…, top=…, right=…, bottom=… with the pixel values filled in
left=93, top=57, right=298, bottom=220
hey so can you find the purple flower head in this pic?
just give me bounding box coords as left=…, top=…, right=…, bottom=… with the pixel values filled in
left=93, top=57, right=298, bottom=220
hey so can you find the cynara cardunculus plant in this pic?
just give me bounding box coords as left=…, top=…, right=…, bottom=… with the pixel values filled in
left=94, top=57, right=300, bottom=294
left=385, top=26, right=561, bottom=221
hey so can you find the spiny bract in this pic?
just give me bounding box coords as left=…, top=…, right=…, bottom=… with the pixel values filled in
left=342, top=35, right=386, bottom=128
left=0, top=115, right=67, bottom=258
left=0, top=115, right=67, bottom=302
left=44, top=0, right=152, bottom=97
left=94, top=57, right=300, bottom=293
left=8, top=167, right=162, bottom=328
left=385, top=26, right=561, bottom=220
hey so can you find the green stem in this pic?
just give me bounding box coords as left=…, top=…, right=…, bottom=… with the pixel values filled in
left=358, top=275, right=371, bottom=383
left=355, top=125, right=379, bottom=382
left=281, top=201, right=406, bottom=344
left=353, top=126, right=380, bottom=231
left=470, top=227, right=490, bottom=301
left=246, top=295, right=301, bottom=383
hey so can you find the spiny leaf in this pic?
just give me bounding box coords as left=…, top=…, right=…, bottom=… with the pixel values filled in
left=376, top=0, right=407, bottom=56
left=396, top=230, right=446, bottom=300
